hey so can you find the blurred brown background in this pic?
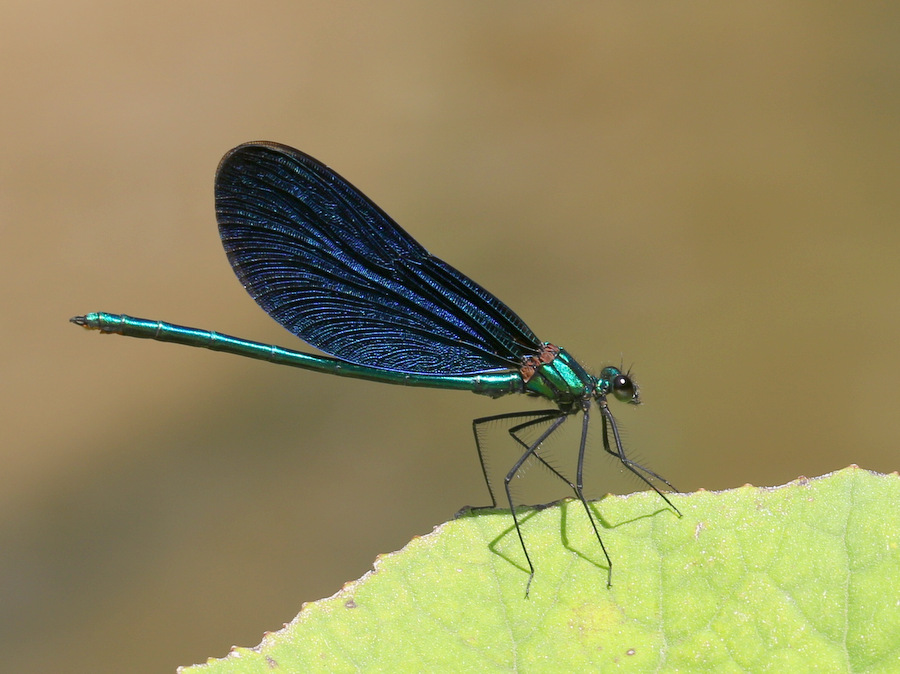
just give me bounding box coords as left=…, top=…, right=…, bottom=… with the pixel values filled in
left=2, top=2, right=898, bottom=672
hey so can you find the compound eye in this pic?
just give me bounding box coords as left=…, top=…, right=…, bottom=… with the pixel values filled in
left=611, top=374, right=636, bottom=402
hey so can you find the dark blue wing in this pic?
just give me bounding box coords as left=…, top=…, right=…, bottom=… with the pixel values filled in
left=215, top=142, right=542, bottom=375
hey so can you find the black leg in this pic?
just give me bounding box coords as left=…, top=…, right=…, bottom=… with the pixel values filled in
left=507, top=414, right=577, bottom=491
left=502, top=413, right=569, bottom=597
left=599, top=400, right=681, bottom=516
left=472, top=409, right=563, bottom=508
left=571, top=404, right=613, bottom=586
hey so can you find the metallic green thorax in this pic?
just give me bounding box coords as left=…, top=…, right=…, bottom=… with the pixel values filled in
left=522, top=344, right=596, bottom=408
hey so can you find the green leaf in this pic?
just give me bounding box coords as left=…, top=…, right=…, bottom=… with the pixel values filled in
left=181, top=466, right=900, bottom=673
